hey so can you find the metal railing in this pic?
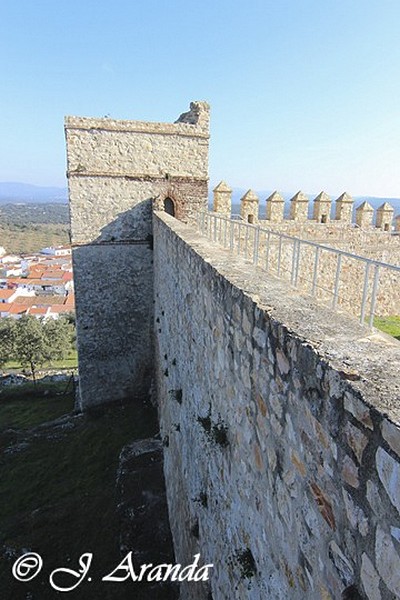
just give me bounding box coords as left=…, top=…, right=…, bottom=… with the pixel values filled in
left=197, top=211, right=400, bottom=327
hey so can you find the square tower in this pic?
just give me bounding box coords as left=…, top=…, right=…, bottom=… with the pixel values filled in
left=65, top=102, right=210, bottom=408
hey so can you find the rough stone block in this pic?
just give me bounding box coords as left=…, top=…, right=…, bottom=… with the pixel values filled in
left=376, top=447, right=400, bottom=514
left=375, top=526, right=400, bottom=597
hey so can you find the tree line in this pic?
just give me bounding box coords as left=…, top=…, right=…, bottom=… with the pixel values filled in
left=0, top=315, right=75, bottom=382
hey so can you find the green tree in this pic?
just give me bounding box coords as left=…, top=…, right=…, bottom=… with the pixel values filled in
left=43, top=317, right=74, bottom=361
left=0, top=318, right=17, bottom=369
left=5, top=315, right=75, bottom=382
left=14, top=315, right=50, bottom=383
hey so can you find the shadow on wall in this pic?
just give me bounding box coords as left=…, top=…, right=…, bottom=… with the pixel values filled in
left=93, top=197, right=178, bottom=244
left=94, top=199, right=154, bottom=243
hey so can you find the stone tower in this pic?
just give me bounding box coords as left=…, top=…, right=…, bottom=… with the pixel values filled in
left=213, top=181, right=232, bottom=216
left=335, top=193, right=354, bottom=223
left=290, top=191, right=309, bottom=221
left=266, top=191, right=285, bottom=222
left=240, top=190, right=259, bottom=224
left=356, top=201, right=374, bottom=228
left=65, top=101, right=210, bottom=408
left=376, top=202, right=394, bottom=231
left=313, top=192, right=331, bottom=223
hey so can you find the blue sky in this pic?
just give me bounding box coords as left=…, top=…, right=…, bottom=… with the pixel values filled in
left=1, top=0, right=400, bottom=198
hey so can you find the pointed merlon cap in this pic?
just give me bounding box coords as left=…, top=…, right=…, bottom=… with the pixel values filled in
left=241, top=189, right=259, bottom=202
left=266, top=191, right=284, bottom=203
left=336, top=192, right=353, bottom=204
left=357, top=201, right=374, bottom=212
left=290, top=191, right=308, bottom=203
left=377, top=202, right=394, bottom=212
left=213, top=180, right=232, bottom=193
left=313, top=191, right=331, bottom=203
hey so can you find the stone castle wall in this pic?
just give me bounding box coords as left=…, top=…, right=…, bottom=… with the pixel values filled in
left=256, top=221, right=400, bottom=265
left=65, top=102, right=209, bottom=407
left=154, top=211, right=400, bottom=600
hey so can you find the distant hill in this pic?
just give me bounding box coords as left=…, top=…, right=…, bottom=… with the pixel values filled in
left=0, top=182, right=67, bottom=203
left=0, top=201, right=69, bottom=254
left=0, top=203, right=69, bottom=225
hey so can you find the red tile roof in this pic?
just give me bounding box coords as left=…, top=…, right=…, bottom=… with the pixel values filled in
left=27, top=306, right=48, bottom=315
left=7, top=304, right=27, bottom=315
left=0, top=289, right=16, bottom=299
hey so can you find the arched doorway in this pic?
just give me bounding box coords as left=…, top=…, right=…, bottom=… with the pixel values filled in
left=164, top=197, right=175, bottom=217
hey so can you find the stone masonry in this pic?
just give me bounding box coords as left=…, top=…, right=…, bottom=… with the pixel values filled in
left=154, top=211, right=400, bottom=600
left=65, top=102, right=209, bottom=407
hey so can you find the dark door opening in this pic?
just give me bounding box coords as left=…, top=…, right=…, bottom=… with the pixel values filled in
left=164, top=197, right=175, bottom=217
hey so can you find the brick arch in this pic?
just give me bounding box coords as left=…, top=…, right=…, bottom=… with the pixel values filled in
left=161, top=187, right=185, bottom=220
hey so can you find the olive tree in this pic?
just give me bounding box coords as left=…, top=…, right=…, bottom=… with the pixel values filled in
left=0, top=318, right=17, bottom=369
left=13, top=315, right=74, bottom=383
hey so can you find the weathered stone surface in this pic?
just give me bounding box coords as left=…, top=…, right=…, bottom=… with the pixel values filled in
left=342, top=489, right=369, bottom=536
left=310, top=483, right=336, bottom=530
left=381, top=419, right=400, bottom=458
left=366, top=480, right=385, bottom=519
left=361, top=553, right=381, bottom=600
left=375, top=526, right=400, bottom=597
left=376, top=447, right=400, bottom=514
left=342, top=455, right=360, bottom=488
left=345, top=421, right=368, bottom=464
left=73, top=244, right=154, bottom=407
left=391, top=527, right=400, bottom=543
left=344, top=394, right=373, bottom=429
left=328, top=541, right=353, bottom=585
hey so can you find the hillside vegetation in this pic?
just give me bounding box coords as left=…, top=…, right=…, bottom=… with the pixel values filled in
left=0, top=384, right=174, bottom=600
left=0, top=203, right=70, bottom=254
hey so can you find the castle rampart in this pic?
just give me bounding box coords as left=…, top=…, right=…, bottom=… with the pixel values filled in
left=212, top=183, right=400, bottom=264
left=66, top=102, right=400, bottom=599
left=154, top=210, right=400, bottom=600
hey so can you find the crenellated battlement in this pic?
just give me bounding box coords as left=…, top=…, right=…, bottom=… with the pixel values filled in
left=212, top=181, right=398, bottom=232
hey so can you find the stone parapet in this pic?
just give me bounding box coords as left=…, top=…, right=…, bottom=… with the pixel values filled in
left=356, top=201, right=374, bottom=228
left=240, top=189, right=259, bottom=224
left=266, top=191, right=285, bottom=222
left=313, top=191, right=332, bottom=223
left=213, top=181, right=232, bottom=216
left=376, top=202, right=395, bottom=231
left=65, top=101, right=210, bottom=138
left=289, top=191, right=309, bottom=221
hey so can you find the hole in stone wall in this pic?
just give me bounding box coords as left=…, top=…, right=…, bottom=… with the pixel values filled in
left=341, top=584, right=363, bottom=599
left=247, top=214, right=254, bottom=224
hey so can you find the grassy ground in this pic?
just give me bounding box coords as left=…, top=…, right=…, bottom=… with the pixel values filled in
left=374, top=315, right=400, bottom=340
left=0, top=382, right=162, bottom=600
left=4, top=350, right=78, bottom=372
